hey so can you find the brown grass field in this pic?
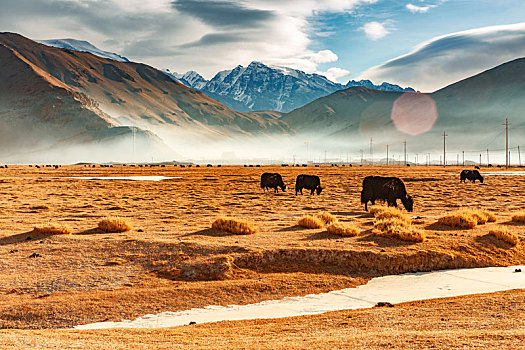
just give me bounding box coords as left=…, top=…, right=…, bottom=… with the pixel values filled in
left=0, top=164, right=524, bottom=347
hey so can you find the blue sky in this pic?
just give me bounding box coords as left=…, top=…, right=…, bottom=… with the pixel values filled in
left=314, top=0, right=525, bottom=82
left=1, top=0, right=525, bottom=91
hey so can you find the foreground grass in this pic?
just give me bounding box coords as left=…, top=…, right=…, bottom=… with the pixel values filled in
left=212, top=216, right=257, bottom=235
left=370, top=205, right=425, bottom=242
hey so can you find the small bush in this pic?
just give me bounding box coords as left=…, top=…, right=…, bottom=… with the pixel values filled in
left=297, top=215, right=325, bottom=229
left=212, top=216, right=257, bottom=235
left=438, top=209, right=496, bottom=229
left=98, top=217, right=132, bottom=233
left=33, top=223, right=72, bottom=235
left=315, top=212, right=338, bottom=225
left=511, top=211, right=525, bottom=223
left=489, top=227, right=519, bottom=246
left=326, top=222, right=359, bottom=237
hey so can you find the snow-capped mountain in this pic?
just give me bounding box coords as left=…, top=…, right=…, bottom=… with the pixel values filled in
left=173, top=61, right=414, bottom=113
left=36, top=39, right=129, bottom=62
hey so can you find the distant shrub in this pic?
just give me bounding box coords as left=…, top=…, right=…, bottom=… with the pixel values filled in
left=488, top=227, right=519, bottom=246
left=212, top=216, right=257, bottom=235
left=511, top=211, right=525, bottom=223
left=297, top=215, right=325, bottom=229
left=33, top=223, right=72, bottom=235
left=438, top=209, right=496, bottom=229
left=315, top=212, right=338, bottom=225
left=98, top=216, right=132, bottom=233
left=326, top=222, right=359, bottom=237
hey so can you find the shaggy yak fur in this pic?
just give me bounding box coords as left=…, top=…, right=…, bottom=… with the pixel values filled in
left=361, top=176, right=413, bottom=212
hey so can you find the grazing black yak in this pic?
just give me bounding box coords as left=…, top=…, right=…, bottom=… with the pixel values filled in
left=260, top=173, right=287, bottom=193
left=460, top=170, right=484, bottom=183
left=361, top=176, right=413, bottom=212
left=295, top=174, right=323, bottom=195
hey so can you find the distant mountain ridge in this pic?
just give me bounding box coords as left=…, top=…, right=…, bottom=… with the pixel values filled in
left=166, top=62, right=414, bottom=113
left=36, top=39, right=130, bottom=62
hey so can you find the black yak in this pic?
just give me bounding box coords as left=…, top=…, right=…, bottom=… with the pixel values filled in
left=295, top=174, right=323, bottom=195
left=260, top=173, right=287, bottom=193
left=361, top=176, right=413, bottom=212
left=460, top=170, right=484, bottom=183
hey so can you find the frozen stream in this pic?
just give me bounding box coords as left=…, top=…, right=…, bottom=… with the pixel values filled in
left=74, top=265, right=525, bottom=330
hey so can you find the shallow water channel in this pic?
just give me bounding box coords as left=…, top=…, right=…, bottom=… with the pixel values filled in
left=74, top=265, right=525, bottom=330
left=68, top=176, right=181, bottom=181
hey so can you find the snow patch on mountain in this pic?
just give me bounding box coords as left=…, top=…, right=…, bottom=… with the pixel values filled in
left=37, top=39, right=129, bottom=62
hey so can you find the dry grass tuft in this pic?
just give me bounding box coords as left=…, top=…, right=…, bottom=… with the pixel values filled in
left=488, top=227, right=519, bottom=246
left=438, top=209, right=496, bottom=229
left=212, top=216, right=257, bottom=235
left=98, top=216, right=132, bottom=233
left=371, top=207, right=425, bottom=242
left=373, top=219, right=426, bottom=242
left=33, top=223, right=72, bottom=235
left=326, top=222, right=360, bottom=237
left=315, top=212, right=338, bottom=225
left=297, top=215, right=325, bottom=229
left=511, top=211, right=525, bottom=223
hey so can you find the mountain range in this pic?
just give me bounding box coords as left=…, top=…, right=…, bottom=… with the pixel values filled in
left=33, top=38, right=414, bottom=113
left=0, top=33, right=286, bottom=162
left=1, top=32, right=524, bottom=163
left=165, top=62, right=414, bottom=113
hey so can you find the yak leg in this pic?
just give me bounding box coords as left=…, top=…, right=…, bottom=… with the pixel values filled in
left=311, top=188, right=315, bottom=195
left=364, top=201, right=368, bottom=211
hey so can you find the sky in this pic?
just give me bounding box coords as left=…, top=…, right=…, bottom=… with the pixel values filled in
left=2, top=0, right=525, bottom=91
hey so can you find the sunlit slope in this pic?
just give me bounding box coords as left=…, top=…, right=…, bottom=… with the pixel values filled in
left=280, top=58, right=525, bottom=152
left=0, top=33, right=287, bottom=136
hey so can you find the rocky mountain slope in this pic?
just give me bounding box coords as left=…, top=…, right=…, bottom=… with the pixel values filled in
left=0, top=33, right=288, bottom=162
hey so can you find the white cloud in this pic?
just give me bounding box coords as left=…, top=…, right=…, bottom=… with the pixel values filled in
left=0, top=0, right=379, bottom=78
left=361, top=21, right=390, bottom=40
left=318, top=67, right=351, bottom=82
left=359, top=23, right=525, bottom=92
left=406, top=4, right=436, bottom=13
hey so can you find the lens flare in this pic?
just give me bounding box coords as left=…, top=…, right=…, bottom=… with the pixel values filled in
left=391, top=93, right=438, bottom=135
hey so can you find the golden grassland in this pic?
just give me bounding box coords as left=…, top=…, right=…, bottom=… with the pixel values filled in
left=0, top=164, right=523, bottom=342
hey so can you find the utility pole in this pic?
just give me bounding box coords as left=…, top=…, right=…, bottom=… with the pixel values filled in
left=324, top=150, right=327, bottom=163
left=428, top=153, right=431, bottom=166
left=519, top=146, right=522, bottom=167
left=504, top=118, right=510, bottom=168
left=403, top=139, right=407, bottom=165
left=486, top=149, right=489, bottom=167
left=479, top=154, right=482, bottom=166
left=457, top=154, right=459, bottom=166
left=462, top=151, right=465, bottom=166
left=386, top=144, right=389, bottom=166
left=360, top=149, right=363, bottom=165
left=443, top=131, right=447, bottom=166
